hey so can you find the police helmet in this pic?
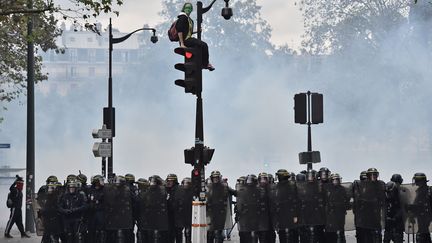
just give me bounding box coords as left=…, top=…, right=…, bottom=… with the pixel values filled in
left=46, top=175, right=58, bottom=184
left=125, top=174, right=136, bottom=183
left=246, top=174, right=258, bottom=185
left=77, top=173, right=87, bottom=184
left=166, top=174, right=178, bottom=183
left=413, top=172, right=428, bottom=184
left=296, top=173, right=306, bottom=182
left=306, top=170, right=317, bottom=182
left=390, top=174, right=403, bottom=184
left=319, top=167, right=331, bottom=181
left=210, top=171, right=221, bottom=178
left=276, top=169, right=290, bottom=181
left=66, top=174, right=77, bottom=183
left=360, top=171, right=368, bottom=181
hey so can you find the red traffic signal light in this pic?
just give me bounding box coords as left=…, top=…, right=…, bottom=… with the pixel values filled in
left=174, top=47, right=202, bottom=95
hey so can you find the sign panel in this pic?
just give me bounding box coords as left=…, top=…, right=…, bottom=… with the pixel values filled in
left=93, top=142, right=112, bottom=157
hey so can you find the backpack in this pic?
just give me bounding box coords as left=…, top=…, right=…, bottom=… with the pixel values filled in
left=6, top=192, right=13, bottom=208
left=168, top=20, right=179, bottom=42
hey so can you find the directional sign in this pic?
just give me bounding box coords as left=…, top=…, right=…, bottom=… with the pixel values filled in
left=92, top=142, right=112, bottom=158
left=92, top=126, right=112, bottom=139
left=0, top=144, right=11, bottom=149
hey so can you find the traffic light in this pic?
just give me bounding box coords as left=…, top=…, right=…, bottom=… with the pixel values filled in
left=174, top=47, right=202, bottom=95
left=191, top=167, right=202, bottom=198
left=183, top=146, right=215, bottom=166
left=294, top=93, right=307, bottom=124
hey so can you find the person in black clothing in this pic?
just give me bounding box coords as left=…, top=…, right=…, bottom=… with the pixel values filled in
left=4, top=176, right=30, bottom=238
left=176, top=2, right=215, bottom=71
left=58, top=180, right=88, bottom=243
left=166, top=173, right=182, bottom=243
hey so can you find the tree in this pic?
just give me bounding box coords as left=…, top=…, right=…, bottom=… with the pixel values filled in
left=299, top=0, right=409, bottom=54
left=0, top=0, right=124, bottom=116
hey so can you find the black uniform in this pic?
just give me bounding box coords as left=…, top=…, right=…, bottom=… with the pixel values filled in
left=58, top=188, right=88, bottom=243
left=167, top=184, right=182, bottom=243
left=383, top=182, right=403, bottom=243
left=87, top=185, right=105, bottom=243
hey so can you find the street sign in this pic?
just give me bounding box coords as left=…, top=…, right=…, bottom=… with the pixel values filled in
left=0, top=144, right=11, bottom=149
left=93, top=142, right=112, bottom=158
left=92, top=127, right=112, bottom=139
left=299, top=151, right=321, bottom=164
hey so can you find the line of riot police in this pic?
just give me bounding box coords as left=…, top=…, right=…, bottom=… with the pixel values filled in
left=34, top=168, right=432, bottom=243
left=230, top=168, right=432, bottom=243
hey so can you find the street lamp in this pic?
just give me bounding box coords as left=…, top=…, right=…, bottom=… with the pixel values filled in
left=103, top=18, right=157, bottom=180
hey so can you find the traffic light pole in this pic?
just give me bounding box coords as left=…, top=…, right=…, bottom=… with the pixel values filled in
left=307, top=91, right=312, bottom=171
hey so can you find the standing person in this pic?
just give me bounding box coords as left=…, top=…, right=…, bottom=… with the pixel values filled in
left=4, top=175, right=30, bottom=238
left=176, top=2, right=215, bottom=71
left=383, top=174, right=404, bottom=243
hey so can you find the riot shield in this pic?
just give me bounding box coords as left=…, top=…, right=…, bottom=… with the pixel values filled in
left=138, top=185, right=169, bottom=231
left=103, top=184, right=133, bottom=230
left=257, top=186, right=270, bottom=231
left=399, top=184, right=432, bottom=234
left=31, top=194, right=44, bottom=236
left=269, top=180, right=298, bottom=230
left=236, top=185, right=260, bottom=232
left=341, top=182, right=355, bottom=231
left=297, top=181, right=326, bottom=226
left=174, top=185, right=193, bottom=228
left=354, top=180, right=386, bottom=230
left=323, top=183, right=353, bottom=232
left=206, top=183, right=228, bottom=231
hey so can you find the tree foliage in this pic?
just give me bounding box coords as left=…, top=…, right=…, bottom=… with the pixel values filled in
left=0, top=0, right=124, bottom=113
left=299, top=0, right=409, bottom=54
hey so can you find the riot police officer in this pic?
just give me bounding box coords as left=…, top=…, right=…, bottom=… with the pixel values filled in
left=173, top=178, right=193, bottom=243
left=125, top=173, right=138, bottom=243
left=354, top=168, right=385, bottom=243
left=136, top=178, right=150, bottom=243
left=166, top=174, right=182, bottom=243
left=323, top=173, right=350, bottom=243
left=318, top=167, right=331, bottom=184
left=87, top=175, right=106, bottom=243
left=138, top=175, right=169, bottom=243
left=258, top=172, right=274, bottom=243
left=37, top=175, right=60, bottom=242
left=270, top=169, right=299, bottom=243
left=39, top=181, right=62, bottom=243
left=58, top=180, right=88, bottom=243
left=207, top=171, right=235, bottom=243
left=383, top=174, right=403, bottom=243
left=412, top=173, right=432, bottom=243
left=297, top=170, right=325, bottom=243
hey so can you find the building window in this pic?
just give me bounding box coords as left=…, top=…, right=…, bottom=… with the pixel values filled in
left=87, top=37, right=93, bottom=42
left=69, top=37, right=75, bottom=42
left=69, top=49, right=77, bottom=62
left=70, top=67, right=77, bottom=77
left=77, top=49, right=88, bottom=62
left=89, top=67, right=95, bottom=76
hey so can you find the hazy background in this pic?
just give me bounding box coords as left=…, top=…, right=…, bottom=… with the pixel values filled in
left=1, top=1, right=431, bottom=228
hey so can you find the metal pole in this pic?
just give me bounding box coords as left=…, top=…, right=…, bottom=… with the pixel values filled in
left=197, top=1, right=203, bottom=40
left=25, top=0, right=35, bottom=233
left=195, top=95, right=206, bottom=200
left=108, top=18, right=114, bottom=178
left=307, top=91, right=312, bottom=171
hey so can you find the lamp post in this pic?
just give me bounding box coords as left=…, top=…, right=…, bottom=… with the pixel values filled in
left=103, top=18, right=157, bottom=180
